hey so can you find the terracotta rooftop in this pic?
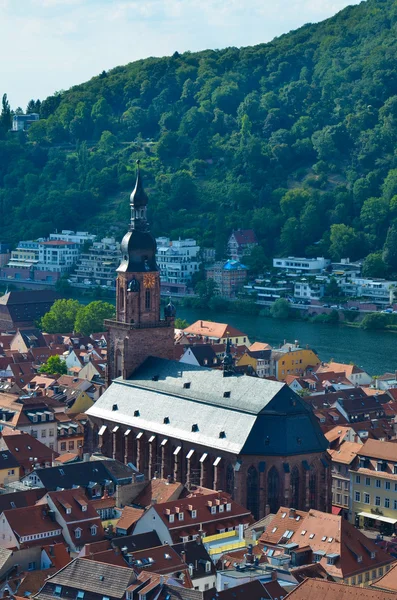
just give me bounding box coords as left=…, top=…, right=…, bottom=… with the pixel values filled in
left=116, top=506, right=145, bottom=533
left=285, top=577, right=397, bottom=599
left=359, top=438, right=397, bottom=462
left=184, top=320, right=247, bottom=340
left=372, top=562, right=397, bottom=592
left=249, top=342, right=272, bottom=351
left=134, top=478, right=185, bottom=508
left=328, top=441, right=362, bottom=465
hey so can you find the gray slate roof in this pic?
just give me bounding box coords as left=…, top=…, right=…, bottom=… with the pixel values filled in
left=37, top=557, right=134, bottom=598
left=87, top=358, right=328, bottom=456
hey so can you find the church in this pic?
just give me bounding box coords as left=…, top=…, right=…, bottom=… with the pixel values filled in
left=86, top=164, right=331, bottom=519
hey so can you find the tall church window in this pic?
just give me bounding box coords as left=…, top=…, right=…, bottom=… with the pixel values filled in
left=145, top=290, right=151, bottom=311
left=267, top=467, right=280, bottom=514
left=246, top=465, right=259, bottom=519
left=309, top=469, right=317, bottom=509
left=291, top=466, right=300, bottom=509
left=226, top=464, right=235, bottom=497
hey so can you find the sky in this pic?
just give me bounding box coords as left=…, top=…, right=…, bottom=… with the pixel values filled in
left=1, top=0, right=361, bottom=110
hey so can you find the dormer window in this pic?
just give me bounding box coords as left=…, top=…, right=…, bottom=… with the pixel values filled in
left=192, top=424, right=199, bottom=432
left=226, top=503, right=231, bottom=512
left=75, top=528, right=82, bottom=539
left=91, top=525, right=98, bottom=535
left=178, top=512, right=184, bottom=521
left=54, top=586, right=62, bottom=597
left=211, top=506, right=216, bottom=515
left=77, top=592, right=84, bottom=600
left=169, top=514, right=174, bottom=523
left=66, top=507, right=71, bottom=515
left=82, top=505, right=87, bottom=512
left=191, top=510, right=197, bottom=518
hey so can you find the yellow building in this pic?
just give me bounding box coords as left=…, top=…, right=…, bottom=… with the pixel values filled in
left=271, top=343, right=321, bottom=381
left=350, top=439, right=397, bottom=535
left=66, top=390, right=94, bottom=415
left=0, top=451, right=20, bottom=486
left=236, top=349, right=271, bottom=378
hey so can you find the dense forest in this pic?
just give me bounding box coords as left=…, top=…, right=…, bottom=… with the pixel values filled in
left=2, top=0, right=397, bottom=276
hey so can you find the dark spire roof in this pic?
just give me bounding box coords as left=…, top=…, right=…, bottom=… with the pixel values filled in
left=223, top=337, right=234, bottom=377
left=130, top=160, right=148, bottom=210
left=164, top=296, right=176, bottom=319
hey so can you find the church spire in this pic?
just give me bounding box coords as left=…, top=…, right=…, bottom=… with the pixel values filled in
left=130, top=160, right=149, bottom=231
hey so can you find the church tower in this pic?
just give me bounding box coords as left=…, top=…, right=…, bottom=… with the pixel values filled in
left=105, top=161, right=175, bottom=384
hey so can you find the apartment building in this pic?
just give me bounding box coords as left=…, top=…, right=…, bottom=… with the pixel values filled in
left=156, top=237, right=200, bottom=296
left=273, top=257, right=331, bottom=274
left=70, top=237, right=120, bottom=288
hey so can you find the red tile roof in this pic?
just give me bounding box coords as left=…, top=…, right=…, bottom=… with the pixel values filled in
left=286, top=577, right=397, bottom=599
left=3, top=504, right=62, bottom=543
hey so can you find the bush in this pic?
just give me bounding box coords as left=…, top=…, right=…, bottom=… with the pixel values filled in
left=270, top=298, right=291, bottom=319
left=361, top=312, right=389, bottom=330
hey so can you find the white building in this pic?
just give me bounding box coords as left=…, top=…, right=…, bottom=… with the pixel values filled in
left=12, top=113, right=39, bottom=132
left=70, top=237, right=120, bottom=288
left=294, top=279, right=326, bottom=301
left=156, top=237, right=200, bottom=295
left=273, top=257, right=331, bottom=274
left=49, top=230, right=96, bottom=246
left=36, top=240, right=80, bottom=274
left=336, top=275, right=397, bottom=306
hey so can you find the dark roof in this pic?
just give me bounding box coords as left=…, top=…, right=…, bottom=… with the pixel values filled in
left=17, top=329, right=47, bottom=349
left=23, top=459, right=134, bottom=491
left=187, top=345, right=217, bottom=364
left=0, top=449, right=20, bottom=470
left=88, top=357, right=328, bottom=457
left=0, top=488, right=45, bottom=512
left=112, top=531, right=162, bottom=553
left=230, top=229, right=258, bottom=246
left=36, top=557, right=135, bottom=600
left=172, top=540, right=215, bottom=579
left=0, top=290, right=59, bottom=306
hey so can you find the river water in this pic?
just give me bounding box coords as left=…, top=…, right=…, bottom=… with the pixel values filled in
left=176, top=307, right=397, bottom=377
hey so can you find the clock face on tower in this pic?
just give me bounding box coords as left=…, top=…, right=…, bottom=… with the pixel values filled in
left=143, top=273, right=156, bottom=288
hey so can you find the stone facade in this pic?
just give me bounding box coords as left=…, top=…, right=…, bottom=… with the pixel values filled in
left=90, top=420, right=331, bottom=519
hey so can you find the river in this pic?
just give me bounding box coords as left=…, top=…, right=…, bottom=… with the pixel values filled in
left=176, top=306, right=397, bottom=377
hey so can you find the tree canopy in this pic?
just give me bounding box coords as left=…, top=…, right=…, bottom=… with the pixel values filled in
left=39, top=355, right=67, bottom=375
left=1, top=0, right=397, bottom=274
left=40, top=298, right=115, bottom=334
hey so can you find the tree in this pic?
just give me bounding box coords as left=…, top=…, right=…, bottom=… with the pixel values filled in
left=39, top=355, right=67, bottom=375
left=195, top=279, right=218, bottom=303
left=243, top=245, right=267, bottom=275
left=0, top=94, right=11, bottom=131
left=74, top=301, right=115, bottom=335
left=174, top=318, right=189, bottom=329
left=361, top=312, right=389, bottom=330
left=40, top=299, right=81, bottom=333
left=325, top=277, right=341, bottom=298
left=383, top=225, right=397, bottom=271
left=329, top=224, right=363, bottom=261
left=270, top=298, right=291, bottom=319
left=362, top=252, right=389, bottom=278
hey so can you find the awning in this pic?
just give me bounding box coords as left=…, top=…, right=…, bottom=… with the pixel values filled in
left=332, top=506, right=343, bottom=515
left=358, top=512, right=397, bottom=525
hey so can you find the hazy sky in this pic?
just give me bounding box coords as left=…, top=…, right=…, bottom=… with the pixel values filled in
left=1, top=0, right=361, bottom=109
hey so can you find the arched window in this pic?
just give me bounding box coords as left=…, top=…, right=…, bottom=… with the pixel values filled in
left=246, top=465, right=259, bottom=519
left=309, top=469, right=317, bottom=509
left=291, top=466, right=300, bottom=509
left=226, top=463, right=235, bottom=497
left=267, top=467, right=280, bottom=514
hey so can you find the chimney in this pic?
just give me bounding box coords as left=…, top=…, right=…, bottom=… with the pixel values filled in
left=289, top=508, right=296, bottom=519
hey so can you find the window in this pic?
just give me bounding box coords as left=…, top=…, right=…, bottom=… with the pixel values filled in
left=394, top=500, right=397, bottom=510
left=226, top=503, right=231, bottom=511
left=77, top=592, right=84, bottom=600
left=75, top=529, right=81, bottom=539
left=376, top=479, right=381, bottom=488
left=385, top=481, right=391, bottom=490
left=364, top=493, right=370, bottom=504
left=41, top=430, right=46, bottom=438
left=49, top=429, right=54, bottom=437
left=365, top=477, right=371, bottom=486
left=351, top=576, right=356, bottom=585
left=169, top=514, right=174, bottom=523
left=355, top=491, right=361, bottom=502
left=191, top=510, right=197, bottom=518
left=145, top=290, right=151, bottom=311
left=178, top=512, right=184, bottom=521
left=314, top=554, right=323, bottom=563
left=69, top=441, right=74, bottom=450
left=385, top=498, right=390, bottom=508
left=372, top=570, right=377, bottom=579
left=90, top=525, right=97, bottom=535
left=28, top=561, right=36, bottom=571
left=379, top=567, right=384, bottom=577
left=54, top=586, right=62, bottom=596
left=211, top=506, right=216, bottom=514
left=31, top=430, right=38, bottom=439
left=375, top=496, right=381, bottom=506
left=60, top=442, right=66, bottom=451
left=8, top=470, right=14, bottom=476
left=358, top=574, right=362, bottom=584
left=355, top=475, right=361, bottom=484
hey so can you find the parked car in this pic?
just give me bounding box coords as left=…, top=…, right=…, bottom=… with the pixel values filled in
left=349, top=306, right=359, bottom=311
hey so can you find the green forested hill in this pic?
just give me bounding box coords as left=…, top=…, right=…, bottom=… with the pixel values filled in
left=3, top=0, right=397, bottom=276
